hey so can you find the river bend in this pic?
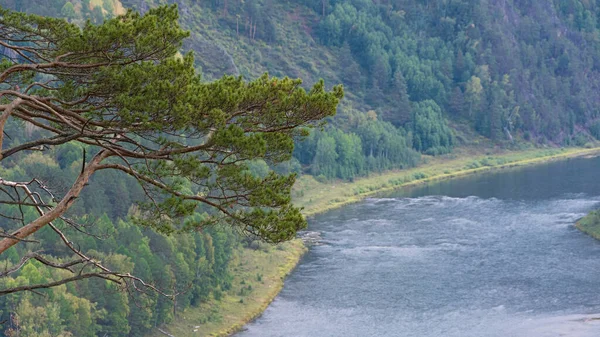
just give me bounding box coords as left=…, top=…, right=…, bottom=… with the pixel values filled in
left=238, top=156, right=600, bottom=337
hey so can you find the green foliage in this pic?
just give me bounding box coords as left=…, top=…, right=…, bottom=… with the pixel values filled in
left=290, top=0, right=600, bottom=145
left=0, top=3, right=341, bottom=336
left=0, top=214, right=241, bottom=336
left=1, top=4, right=344, bottom=244
left=411, top=100, right=453, bottom=155
left=577, top=209, right=600, bottom=240
left=294, top=109, right=421, bottom=180
left=312, top=134, right=338, bottom=178
left=7, top=0, right=600, bottom=148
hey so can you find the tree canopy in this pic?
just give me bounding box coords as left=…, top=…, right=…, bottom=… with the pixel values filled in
left=0, top=5, right=342, bottom=294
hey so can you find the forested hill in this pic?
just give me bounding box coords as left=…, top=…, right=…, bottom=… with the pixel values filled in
left=182, top=0, right=599, bottom=180
left=136, top=0, right=600, bottom=148
left=6, top=1, right=600, bottom=180
left=2, top=1, right=600, bottom=336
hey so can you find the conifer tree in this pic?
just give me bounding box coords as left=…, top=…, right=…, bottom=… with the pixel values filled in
left=0, top=5, right=342, bottom=295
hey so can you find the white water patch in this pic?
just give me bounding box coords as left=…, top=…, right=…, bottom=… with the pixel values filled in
left=416, top=310, right=600, bottom=337
left=362, top=218, right=396, bottom=226
left=339, top=217, right=395, bottom=230
left=339, top=240, right=474, bottom=259
left=441, top=217, right=482, bottom=232
left=242, top=299, right=383, bottom=337
left=432, top=241, right=473, bottom=251
left=365, top=197, right=400, bottom=205
left=544, top=197, right=600, bottom=211
left=371, top=194, right=600, bottom=215
left=517, top=200, right=598, bottom=231
left=561, top=192, right=594, bottom=199
left=339, top=245, right=435, bottom=259
left=517, top=212, right=581, bottom=227
left=335, top=229, right=361, bottom=235
left=493, top=313, right=600, bottom=337
left=555, top=212, right=589, bottom=220
left=388, top=195, right=503, bottom=211
left=445, top=217, right=479, bottom=226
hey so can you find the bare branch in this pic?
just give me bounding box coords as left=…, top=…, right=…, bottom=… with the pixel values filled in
left=0, top=98, right=23, bottom=159
left=0, top=149, right=110, bottom=254
left=0, top=252, right=84, bottom=278
left=0, top=272, right=122, bottom=296
left=0, top=252, right=39, bottom=277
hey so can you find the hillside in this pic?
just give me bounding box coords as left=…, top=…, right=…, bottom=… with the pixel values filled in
left=3, top=0, right=600, bottom=336
left=134, top=0, right=600, bottom=179
left=6, top=0, right=600, bottom=179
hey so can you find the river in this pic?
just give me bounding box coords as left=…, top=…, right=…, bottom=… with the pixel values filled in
left=237, top=156, right=600, bottom=337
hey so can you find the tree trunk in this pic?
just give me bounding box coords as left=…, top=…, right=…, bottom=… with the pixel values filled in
left=0, top=150, right=110, bottom=255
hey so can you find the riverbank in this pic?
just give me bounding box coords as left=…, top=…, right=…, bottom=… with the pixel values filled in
left=576, top=210, right=600, bottom=240
left=155, top=145, right=600, bottom=337
left=293, top=146, right=600, bottom=217
left=149, top=239, right=306, bottom=337
left=231, top=152, right=600, bottom=337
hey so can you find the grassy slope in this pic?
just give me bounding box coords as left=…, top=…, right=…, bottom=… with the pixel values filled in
left=90, top=0, right=127, bottom=15
left=178, top=1, right=364, bottom=105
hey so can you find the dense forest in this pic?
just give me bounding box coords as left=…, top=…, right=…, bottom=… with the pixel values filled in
left=0, top=122, right=239, bottom=336
left=140, top=0, right=600, bottom=179
left=7, top=0, right=600, bottom=179
left=3, top=0, right=600, bottom=335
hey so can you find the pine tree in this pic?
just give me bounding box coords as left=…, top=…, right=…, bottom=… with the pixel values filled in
left=0, top=5, right=342, bottom=295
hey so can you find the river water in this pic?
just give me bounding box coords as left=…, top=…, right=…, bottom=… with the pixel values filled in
left=237, top=156, right=600, bottom=337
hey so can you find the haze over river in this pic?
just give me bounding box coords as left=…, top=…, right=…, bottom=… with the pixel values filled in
left=238, top=156, right=600, bottom=337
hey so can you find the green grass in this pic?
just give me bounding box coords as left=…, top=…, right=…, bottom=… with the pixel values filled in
left=576, top=210, right=600, bottom=240
left=171, top=1, right=344, bottom=90
left=293, top=146, right=600, bottom=216
left=147, top=240, right=306, bottom=337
